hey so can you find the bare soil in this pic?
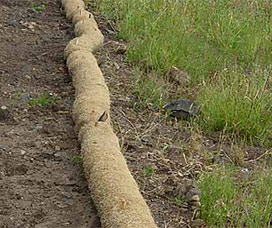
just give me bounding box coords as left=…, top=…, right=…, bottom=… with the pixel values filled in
left=0, top=1, right=100, bottom=227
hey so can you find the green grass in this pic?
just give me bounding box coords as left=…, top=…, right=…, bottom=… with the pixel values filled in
left=135, top=71, right=167, bottom=109
left=143, top=165, right=154, bottom=176
left=30, top=2, right=45, bottom=12
left=29, top=93, right=56, bottom=107
left=197, top=69, right=272, bottom=147
left=198, top=166, right=272, bottom=227
left=94, top=0, right=272, bottom=80
left=72, top=154, right=83, bottom=164
left=93, top=0, right=272, bottom=147
left=174, top=196, right=184, bottom=206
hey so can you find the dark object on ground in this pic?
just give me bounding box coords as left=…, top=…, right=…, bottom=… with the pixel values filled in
left=164, top=99, right=199, bottom=119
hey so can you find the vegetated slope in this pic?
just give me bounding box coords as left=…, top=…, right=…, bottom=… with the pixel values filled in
left=94, top=0, right=272, bottom=147
left=0, top=1, right=100, bottom=227
left=91, top=1, right=272, bottom=227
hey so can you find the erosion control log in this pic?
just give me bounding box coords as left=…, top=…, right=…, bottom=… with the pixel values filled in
left=61, top=0, right=158, bottom=227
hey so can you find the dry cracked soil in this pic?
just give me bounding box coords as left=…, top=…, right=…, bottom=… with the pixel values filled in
left=0, top=0, right=101, bottom=227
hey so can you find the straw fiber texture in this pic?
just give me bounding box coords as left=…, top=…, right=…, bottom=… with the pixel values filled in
left=62, top=1, right=158, bottom=227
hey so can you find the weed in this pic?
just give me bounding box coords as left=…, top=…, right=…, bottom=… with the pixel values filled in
left=143, top=166, right=154, bottom=176
left=72, top=154, right=83, bottom=164
left=30, top=2, right=45, bottom=12
left=93, top=1, right=272, bottom=226
left=198, top=167, right=236, bottom=226
left=229, top=143, right=246, bottom=166
left=29, top=93, right=56, bottom=107
left=174, top=196, right=184, bottom=205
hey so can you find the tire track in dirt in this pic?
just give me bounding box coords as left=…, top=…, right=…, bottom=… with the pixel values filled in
left=0, top=1, right=100, bottom=227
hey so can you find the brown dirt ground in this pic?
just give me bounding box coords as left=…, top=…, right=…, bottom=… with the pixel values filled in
left=0, top=1, right=100, bottom=227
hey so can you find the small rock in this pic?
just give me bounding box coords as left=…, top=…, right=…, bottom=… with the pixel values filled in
left=33, top=124, right=43, bottom=130
left=20, top=93, right=30, bottom=101
left=113, top=62, right=120, bottom=70
left=165, top=66, right=190, bottom=86
left=55, top=177, right=77, bottom=186
left=54, top=152, right=62, bottom=157
left=44, top=151, right=54, bottom=156
left=191, top=195, right=200, bottom=202
left=20, top=21, right=36, bottom=32
left=55, top=146, right=61, bottom=151
left=186, top=187, right=201, bottom=199
left=28, top=24, right=35, bottom=31
left=25, top=75, right=31, bottom=80
left=61, top=191, right=73, bottom=199
left=0, top=147, right=7, bottom=152
left=0, top=106, right=9, bottom=120
left=241, top=167, right=249, bottom=173
left=1, top=105, right=8, bottom=111
left=20, top=150, right=27, bottom=155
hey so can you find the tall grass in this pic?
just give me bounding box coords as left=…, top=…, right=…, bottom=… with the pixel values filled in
left=197, top=68, right=272, bottom=146
left=95, top=0, right=272, bottom=80
left=198, top=167, right=272, bottom=227
left=93, top=0, right=272, bottom=146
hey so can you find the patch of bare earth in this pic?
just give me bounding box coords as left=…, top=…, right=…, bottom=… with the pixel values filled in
left=0, top=1, right=100, bottom=227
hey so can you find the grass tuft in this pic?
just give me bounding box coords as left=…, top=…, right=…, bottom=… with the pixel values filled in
left=29, top=93, right=56, bottom=107
left=197, top=69, right=272, bottom=147
left=143, top=165, right=154, bottom=176
left=198, top=166, right=272, bottom=227
left=30, top=2, right=45, bottom=12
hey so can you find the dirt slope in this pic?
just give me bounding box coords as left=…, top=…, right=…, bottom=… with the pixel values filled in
left=92, top=12, right=203, bottom=228
left=0, top=1, right=100, bottom=227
